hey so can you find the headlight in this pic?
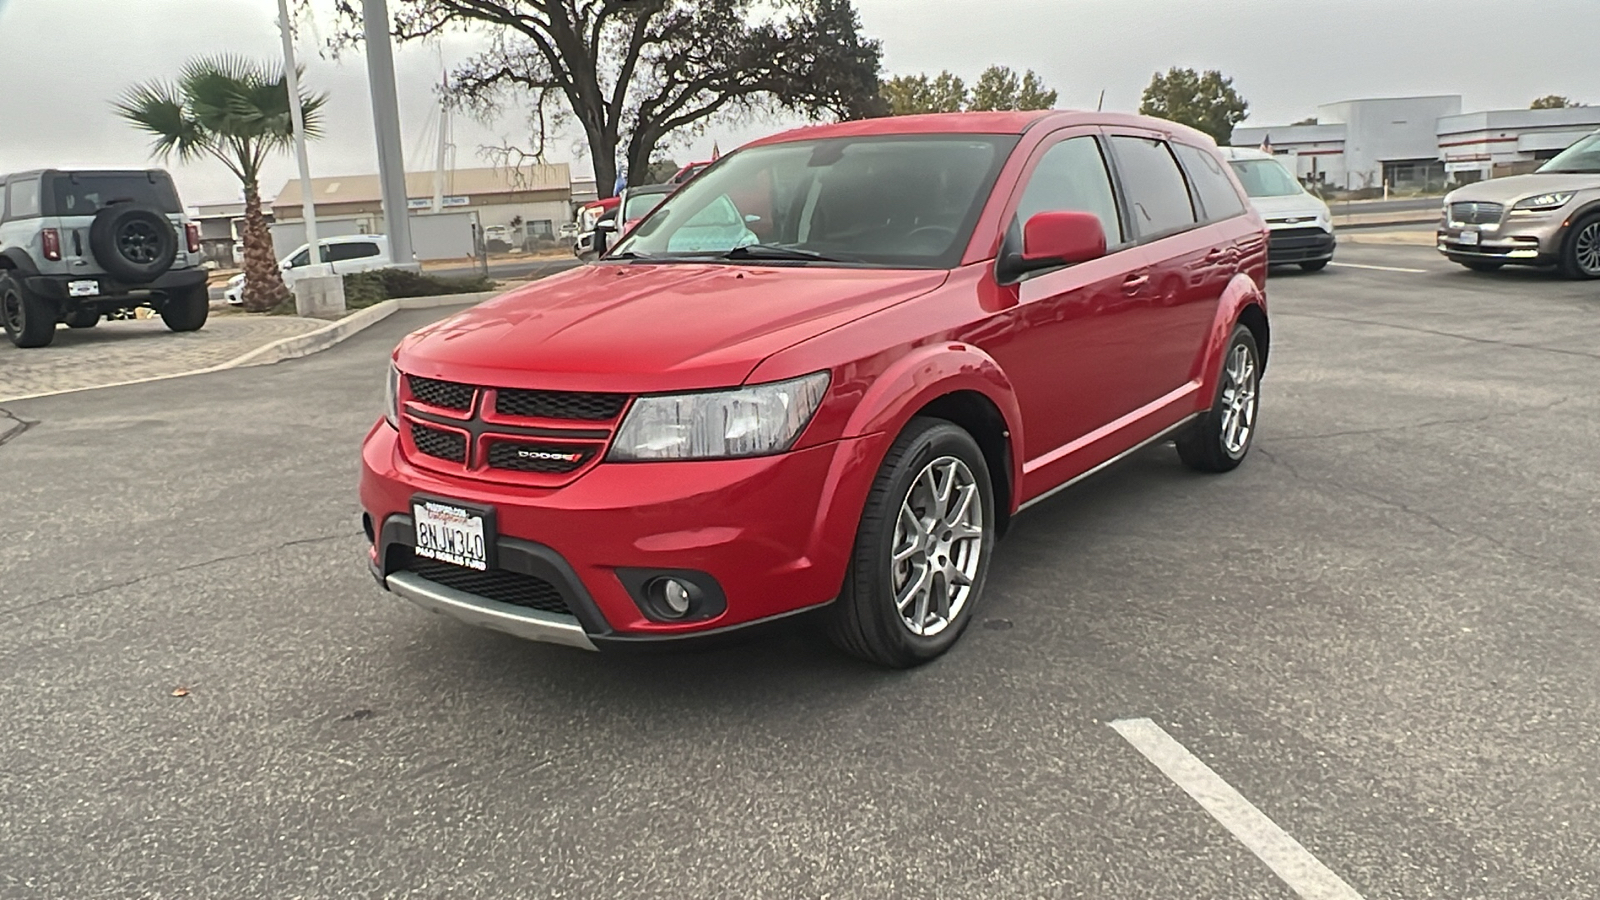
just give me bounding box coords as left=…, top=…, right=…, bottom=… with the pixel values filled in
left=609, top=372, right=830, bottom=461
left=384, top=364, right=401, bottom=429
left=228, top=274, right=246, bottom=288
left=1513, top=191, right=1575, bottom=211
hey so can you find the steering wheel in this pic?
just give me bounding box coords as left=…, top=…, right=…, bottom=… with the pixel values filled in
left=905, top=225, right=958, bottom=244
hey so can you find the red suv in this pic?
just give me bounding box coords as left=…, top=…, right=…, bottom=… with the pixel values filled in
left=361, top=111, right=1269, bottom=667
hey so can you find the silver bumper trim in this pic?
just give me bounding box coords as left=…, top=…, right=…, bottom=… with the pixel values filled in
left=386, top=570, right=598, bottom=651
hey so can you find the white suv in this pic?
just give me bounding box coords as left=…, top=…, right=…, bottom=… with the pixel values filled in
left=225, top=234, right=392, bottom=305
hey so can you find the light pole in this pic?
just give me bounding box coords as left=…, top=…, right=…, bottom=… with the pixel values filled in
left=276, top=0, right=322, bottom=275
left=361, top=0, right=418, bottom=269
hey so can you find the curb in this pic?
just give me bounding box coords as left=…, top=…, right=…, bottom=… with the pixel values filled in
left=0, top=290, right=498, bottom=406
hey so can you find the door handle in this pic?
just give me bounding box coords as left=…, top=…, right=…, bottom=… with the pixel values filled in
left=1122, top=273, right=1150, bottom=293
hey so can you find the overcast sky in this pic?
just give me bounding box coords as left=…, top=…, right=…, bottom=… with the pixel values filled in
left=1, top=0, right=1596, bottom=205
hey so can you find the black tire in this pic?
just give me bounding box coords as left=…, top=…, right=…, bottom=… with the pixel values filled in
left=1177, top=324, right=1261, bottom=473
left=1299, top=259, right=1330, bottom=272
left=1, top=273, right=57, bottom=348
left=826, top=417, right=996, bottom=668
left=159, top=285, right=209, bottom=333
left=64, top=308, right=100, bottom=329
left=1461, top=261, right=1504, bottom=272
left=88, top=204, right=177, bottom=284
left=1557, top=213, right=1600, bottom=280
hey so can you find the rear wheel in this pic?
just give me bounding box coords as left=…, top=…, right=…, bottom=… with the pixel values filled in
left=1177, top=325, right=1260, bottom=473
left=1, top=274, right=56, bottom=348
left=827, top=418, right=995, bottom=668
left=1299, top=259, right=1330, bottom=272
left=160, top=285, right=209, bottom=333
left=1558, top=213, right=1600, bottom=280
left=1461, top=261, right=1504, bottom=272
left=64, top=308, right=100, bottom=329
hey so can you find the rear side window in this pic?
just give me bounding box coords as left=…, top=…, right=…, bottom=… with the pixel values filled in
left=6, top=179, right=42, bottom=219
left=1173, top=144, right=1247, bottom=222
left=45, top=173, right=182, bottom=216
left=328, top=241, right=381, bottom=262
left=1015, top=136, right=1124, bottom=245
left=1108, top=136, right=1197, bottom=237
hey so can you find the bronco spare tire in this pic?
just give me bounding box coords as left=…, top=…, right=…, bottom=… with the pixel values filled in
left=89, top=204, right=177, bottom=284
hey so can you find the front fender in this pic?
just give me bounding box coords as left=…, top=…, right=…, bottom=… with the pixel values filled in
left=840, top=341, right=1026, bottom=511
left=1196, top=272, right=1269, bottom=402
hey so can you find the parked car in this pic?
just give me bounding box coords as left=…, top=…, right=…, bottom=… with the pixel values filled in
left=1437, top=130, right=1600, bottom=278
left=362, top=111, right=1270, bottom=667
left=1221, top=147, right=1335, bottom=271
left=483, top=225, right=513, bottom=253
left=572, top=197, right=621, bottom=262
left=617, top=183, right=676, bottom=235
left=668, top=160, right=714, bottom=185
left=225, top=234, right=392, bottom=305
left=0, top=168, right=207, bottom=347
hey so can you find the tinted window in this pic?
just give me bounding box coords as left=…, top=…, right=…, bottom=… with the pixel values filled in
left=45, top=173, right=182, bottom=216
left=328, top=241, right=380, bottom=262
left=616, top=135, right=1020, bottom=268
left=7, top=179, right=42, bottom=219
left=1108, top=136, right=1196, bottom=237
left=287, top=244, right=332, bottom=267
left=624, top=192, right=668, bottom=221
left=1015, top=136, right=1124, bottom=245
left=1174, top=144, right=1247, bottom=221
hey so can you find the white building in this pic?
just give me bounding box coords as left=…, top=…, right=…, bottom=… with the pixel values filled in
left=1234, top=96, right=1600, bottom=191
left=272, top=163, right=574, bottom=241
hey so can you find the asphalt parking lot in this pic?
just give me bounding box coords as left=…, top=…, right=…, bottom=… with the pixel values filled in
left=2, top=242, right=1597, bottom=899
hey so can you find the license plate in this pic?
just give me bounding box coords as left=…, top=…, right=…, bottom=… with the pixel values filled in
left=68, top=280, right=100, bottom=297
left=412, top=499, right=492, bottom=571
left=1458, top=229, right=1480, bottom=247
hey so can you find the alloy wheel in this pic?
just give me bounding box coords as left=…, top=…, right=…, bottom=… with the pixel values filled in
left=1, top=287, right=22, bottom=333
left=891, top=456, right=984, bottom=637
left=1219, top=343, right=1258, bottom=457
left=118, top=221, right=161, bottom=264
left=1575, top=221, right=1600, bottom=276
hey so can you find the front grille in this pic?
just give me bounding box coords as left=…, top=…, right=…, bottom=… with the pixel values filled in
left=496, top=388, right=628, bottom=421
left=410, top=422, right=467, bottom=463
left=487, top=440, right=596, bottom=474
left=408, top=375, right=475, bottom=411
left=1450, top=202, right=1504, bottom=226
left=405, top=557, right=571, bottom=614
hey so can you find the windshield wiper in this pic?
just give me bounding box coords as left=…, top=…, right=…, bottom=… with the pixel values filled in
left=720, top=244, right=852, bottom=263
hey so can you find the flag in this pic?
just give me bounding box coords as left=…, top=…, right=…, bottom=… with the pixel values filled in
left=710, top=141, right=722, bottom=161
left=1260, top=133, right=1273, bottom=155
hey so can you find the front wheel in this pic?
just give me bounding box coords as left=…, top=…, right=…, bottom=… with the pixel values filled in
left=827, top=418, right=996, bottom=668
left=1177, top=324, right=1261, bottom=473
left=1558, top=213, right=1600, bottom=280
left=160, top=286, right=209, bottom=333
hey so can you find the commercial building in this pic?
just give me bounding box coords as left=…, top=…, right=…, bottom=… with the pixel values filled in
left=271, top=163, right=574, bottom=241
left=1234, top=96, right=1600, bottom=191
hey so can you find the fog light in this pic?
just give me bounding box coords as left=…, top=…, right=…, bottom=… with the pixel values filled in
left=660, top=579, right=693, bottom=617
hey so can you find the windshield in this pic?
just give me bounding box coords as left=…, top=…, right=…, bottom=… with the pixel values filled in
left=1536, top=133, right=1600, bottom=173
left=612, top=134, right=1020, bottom=268
left=624, top=192, right=668, bottom=221
left=45, top=172, right=182, bottom=216
left=1228, top=158, right=1304, bottom=198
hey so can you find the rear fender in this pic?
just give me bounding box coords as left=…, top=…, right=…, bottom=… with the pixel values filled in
left=0, top=248, right=39, bottom=276
left=1196, top=272, right=1269, bottom=401
left=841, top=342, right=1026, bottom=512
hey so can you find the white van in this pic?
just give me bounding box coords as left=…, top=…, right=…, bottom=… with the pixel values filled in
left=1221, top=147, right=1335, bottom=271
left=225, top=234, right=392, bottom=305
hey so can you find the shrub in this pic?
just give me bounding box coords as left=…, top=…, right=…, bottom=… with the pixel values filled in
left=342, top=269, right=497, bottom=309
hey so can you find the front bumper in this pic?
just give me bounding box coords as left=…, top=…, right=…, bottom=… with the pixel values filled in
left=25, top=267, right=207, bottom=305
left=1266, top=226, right=1335, bottom=264
left=1436, top=214, right=1564, bottom=264
left=360, top=422, right=881, bottom=649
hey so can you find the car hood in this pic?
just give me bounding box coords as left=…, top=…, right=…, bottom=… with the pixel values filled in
left=1249, top=193, right=1329, bottom=221
left=1448, top=172, right=1599, bottom=204
left=396, top=263, right=951, bottom=393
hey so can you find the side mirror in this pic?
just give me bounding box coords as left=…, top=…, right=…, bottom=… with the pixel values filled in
left=593, top=219, right=616, bottom=257
left=998, top=211, right=1107, bottom=283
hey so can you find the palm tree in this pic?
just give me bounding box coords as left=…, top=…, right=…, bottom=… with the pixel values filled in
left=116, top=56, right=326, bottom=312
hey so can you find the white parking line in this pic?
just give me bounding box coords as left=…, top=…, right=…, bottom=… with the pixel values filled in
left=1328, top=261, right=1428, bottom=273
left=1110, top=718, right=1367, bottom=900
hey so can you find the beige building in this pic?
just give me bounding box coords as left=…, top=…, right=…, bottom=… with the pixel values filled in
left=272, top=163, right=573, bottom=240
